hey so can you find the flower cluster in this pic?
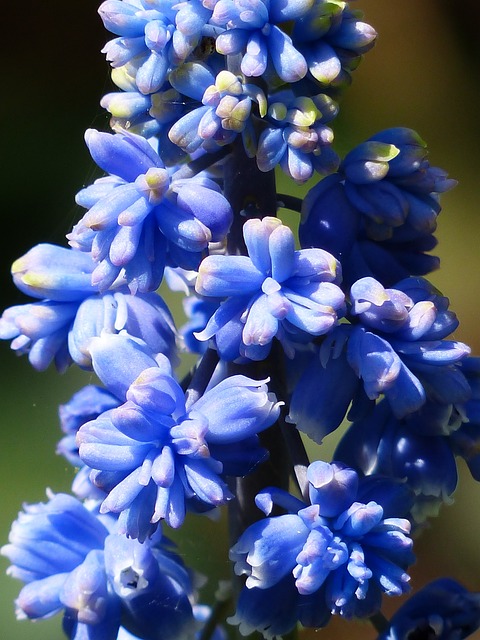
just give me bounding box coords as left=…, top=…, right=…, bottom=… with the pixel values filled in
left=195, top=216, right=345, bottom=360
left=0, top=243, right=177, bottom=371
left=76, top=334, right=281, bottom=540
left=229, top=461, right=414, bottom=637
left=98, top=0, right=376, bottom=181
left=300, top=127, right=456, bottom=286
left=2, top=2, right=480, bottom=640
left=2, top=492, right=197, bottom=640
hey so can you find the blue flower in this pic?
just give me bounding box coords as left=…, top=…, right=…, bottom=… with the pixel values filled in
left=334, top=399, right=460, bottom=524
left=448, top=357, right=480, bottom=480
left=289, top=276, right=471, bottom=440
left=292, top=0, right=377, bottom=92
left=67, top=128, right=233, bottom=292
left=378, top=578, right=480, bottom=640
left=195, top=216, right=345, bottom=360
left=300, top=129, right=456, bottom=287
left=77, top=334, right=281, bottom=539
left=346, top=276, right=470, bottom=416
left=168, top=62, right=266, bottom=156
left=101, top=83, right=188, bottom=164
left=1, top=492, right=196, bottom=640
left=99, top=0, right=197, bottom=95
left=256, top=94, right=339, bottom=182
left=181, top=294, right=221, bottom=354
left=57, top=385, right=121, bottom=500
left=210, top=0, right=313, bottom=83
left=0, top=243, right=177, bottom=371
left=229, top=461, right=414, bottom=638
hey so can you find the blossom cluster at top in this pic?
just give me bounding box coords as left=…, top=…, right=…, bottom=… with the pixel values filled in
left=2, top=2, right=480, bottom=640
left=99, top=0, right=377, bottom=180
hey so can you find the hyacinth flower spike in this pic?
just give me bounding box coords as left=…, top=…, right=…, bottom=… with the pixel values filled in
left=3, top=2, right=480, bottom=640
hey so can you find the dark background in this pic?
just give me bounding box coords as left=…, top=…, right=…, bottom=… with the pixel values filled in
left=1, top=2, right=480, bottom=638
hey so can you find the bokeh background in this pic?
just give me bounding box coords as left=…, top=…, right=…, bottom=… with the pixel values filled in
left=1, top=1, right=480, bottom=638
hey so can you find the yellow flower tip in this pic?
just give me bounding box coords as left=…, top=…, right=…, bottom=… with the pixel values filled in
left=11, top=256, right=27, bottom=275
left=18, top=272, right=51, bottom=289
left=215, top=70, right=242, bottom=95
left=268, top=102, right=288, bottom=121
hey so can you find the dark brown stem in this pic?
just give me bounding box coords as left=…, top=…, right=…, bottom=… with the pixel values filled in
left=223, top=137, right=277, bottom=255
left=369, top=610, right=390, bottom=634
left=183, top=348, right=219, bottom=408
left=277, top=193, right=303, bottom=213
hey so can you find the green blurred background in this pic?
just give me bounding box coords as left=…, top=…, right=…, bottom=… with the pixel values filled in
left=1, top=1, right=480, bottom=638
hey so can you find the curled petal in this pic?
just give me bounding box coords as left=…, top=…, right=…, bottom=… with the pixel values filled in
left=192, top=375, right=282, bottom=444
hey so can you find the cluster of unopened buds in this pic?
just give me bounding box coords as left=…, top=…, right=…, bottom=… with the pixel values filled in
left=2, top=1, right=480, bottom=639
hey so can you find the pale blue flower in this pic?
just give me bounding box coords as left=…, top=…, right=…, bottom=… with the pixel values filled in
left=168, top=62, right=265, bottom=156
left=256, top=94, right=339, bottom=182
left=0, top=244, right=177, bottom=371
left=195, top=216, right=345, bottom=360
left=77, top=334, right=281, bottom=539
left=1, top=493, right=196, bottom=640
left=289, top=277, right=471, bottom=443
left=211, top=0, right=314, bottom=83
left=67, top=128, right=233, bottom=292
left=292, top=0, right=377, bottom=91
left=99, top=0, right=198, bottom=95
left=229, top=461, right=414, bottom=638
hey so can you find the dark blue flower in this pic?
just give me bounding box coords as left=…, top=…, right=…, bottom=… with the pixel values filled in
left=448, top=357, right=480, bottom=480
left=378, top=578, right=480, bottom=640
left=300, top=129, right=456, bottom=287
left=334, top=399, right=460, bottom=524
left=77, top=333, right=281, bottom=539
left=0, top=243, right=177, bottom=371
left=195, top=216, right=345, bottom=360
left=292, top=0, right=377, bottom=92
left=67, top=129, right=233, bottom=292
left=229, top=461, right=414, bottom=638
left=1, top=492, right=196, bottom=640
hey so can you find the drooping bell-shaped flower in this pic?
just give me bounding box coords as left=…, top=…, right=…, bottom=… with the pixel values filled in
left=68, top=128, right=233, bottom=293
left=292, top=0, right=377, bottom=93
left=0, top=243, right=177, bottom=371
left=289, top=276, right=471, bottom=439
left=377, top=578, right=480, bottom=640
left=77, top=334, right=281, bottom=539
left=195, top=216, right=345, bottom=361
left=229, top=461, right=414, bottom=638
left=300, top=129, right=456, bottom=288
left=1, top=492, right=197, bottom=640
